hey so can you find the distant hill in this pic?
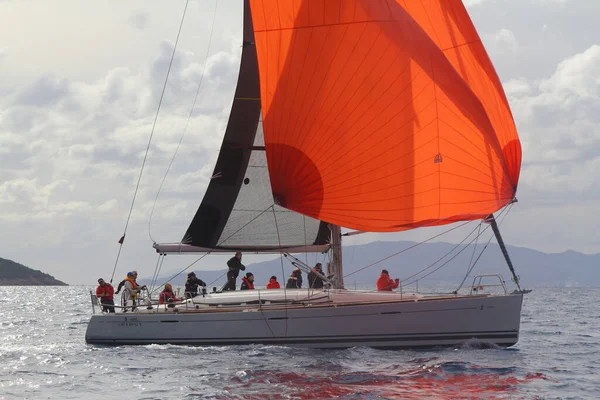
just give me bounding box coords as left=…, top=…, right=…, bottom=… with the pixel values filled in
left=139, top=241, right=600, bottom=289
left=0, top=257, right=67, bottom=286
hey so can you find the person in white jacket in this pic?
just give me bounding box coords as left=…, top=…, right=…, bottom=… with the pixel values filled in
left=121, top=271, right=146, bottom=311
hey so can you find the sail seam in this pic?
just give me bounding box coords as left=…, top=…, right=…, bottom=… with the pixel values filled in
left=440, top=39, right=482, bottom=54
left=308, top=75, right=433, bottom=176
left=290, top=23, right=363, bottom=162
left=303, top=24, right=388, bottom=165
left=295, top=196, right=511, bottom=212
left=254, top=19, right=423, bottom=33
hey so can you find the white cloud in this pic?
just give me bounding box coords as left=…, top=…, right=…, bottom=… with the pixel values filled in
left=14, top=75, right=70, bottom=107
left=494, top=28, right=520, bottom=53
left=463, top=0, right=488, bottom=6
left=507, top=45, right=600, bottom=167
left=0, top=6, right=242, bottom=282
left=539, top=45, right=600, bottom=97
left=491, top=44, right=600, bottom=253
left=0, top=0, right=599, bottom=284
left=128, top=10, right=150, bottom=30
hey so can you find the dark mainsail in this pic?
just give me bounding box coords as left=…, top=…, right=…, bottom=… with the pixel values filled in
left=156, top=0, right=330, bottom=254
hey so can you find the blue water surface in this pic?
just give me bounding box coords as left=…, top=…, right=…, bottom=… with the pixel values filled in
left=0, top=286, right=598, bottom=399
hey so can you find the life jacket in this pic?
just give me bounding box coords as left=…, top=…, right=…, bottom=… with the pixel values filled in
left=124, top=277, right=139, bottom=299
left=286, top=270, right=303, bottom=288
left=376, top=274, right=399, bottom=291
left=266, top=278, right=280, bottom=289
left=240, top=277, right=255, bottom=290
left=125, top=277, right=138, bottom=290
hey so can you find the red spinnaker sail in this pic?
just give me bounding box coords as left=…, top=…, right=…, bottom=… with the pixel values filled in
left=250, top=0, right=521, bottom=232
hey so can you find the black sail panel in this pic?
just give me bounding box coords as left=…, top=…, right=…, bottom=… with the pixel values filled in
left=182, top=0, right=260, bottom=248
left=180, top=0, right=329, bottom=252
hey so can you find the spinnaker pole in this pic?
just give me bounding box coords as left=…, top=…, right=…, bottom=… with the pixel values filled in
left=485, top=214, right=522, bottom=291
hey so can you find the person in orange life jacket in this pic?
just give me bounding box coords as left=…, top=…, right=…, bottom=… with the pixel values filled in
left=308, top=263, right=325, bottom=289
left=240, top=272, right=255, bottom=290
left=131, top=270, right=147, bottom=305
left=96, top=278, right=115, bottom=313
left=266, top=275, right=280, bottom=289
left=376, top=269, right=400, bottom=291
left=159, top=283, right=182, bottom=307
left=115, top=270, right=146, bottom=295
left=122, top=271, right=147, bottom=310
left=286, top=268, right=303, bottom=289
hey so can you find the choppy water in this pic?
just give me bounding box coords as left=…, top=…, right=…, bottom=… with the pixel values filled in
left=0, top=287, right=598, bottom=399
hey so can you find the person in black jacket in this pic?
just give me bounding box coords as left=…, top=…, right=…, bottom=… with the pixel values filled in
left=185, top=272, right=206, bottom=299
left=286, top=268, right=303, bottom=289
left=223, top=252, right=245, bottom=291
left=308, top=263, right=325, bottom=289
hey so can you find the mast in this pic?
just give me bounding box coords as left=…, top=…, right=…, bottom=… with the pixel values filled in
left=329, top=224, right=344, bottom=289
left=486, top=214, right=522, bottom=291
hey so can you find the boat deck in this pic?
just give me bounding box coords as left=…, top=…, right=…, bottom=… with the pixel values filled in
left=96, top=288, right=493, bottom=315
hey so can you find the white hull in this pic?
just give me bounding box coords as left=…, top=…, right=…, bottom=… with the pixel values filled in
left=86, top=290, right=523, bottom=349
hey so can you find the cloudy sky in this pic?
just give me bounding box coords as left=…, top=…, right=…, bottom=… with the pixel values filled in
left=1, top=0, right=598, bottom=285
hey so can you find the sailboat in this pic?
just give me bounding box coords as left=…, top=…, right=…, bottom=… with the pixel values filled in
left=86, top=0, right=525, bottom=348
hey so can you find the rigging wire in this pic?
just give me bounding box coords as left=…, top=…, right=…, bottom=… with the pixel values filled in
left=147, top=203, right=275, bottom=296
left=343, top=219, right=474, bottom=279
left=454, top=203, right=515, bottom=292
left=400, top=224, right=490, bottom=288
left=150, top=254, right=166, bottom=294
left=206, top=271, right=227, bottom=289
left=399, top=222, right=483, bottom=285
left=454, top=227, right=496, bottom=293
left=398, top=204, right=513, bottom=289
left=341, top=203, right=517, bottom=290
left=148, top=0, right=220, bottom=243
left=454, top=222, right=482, bottom=292
left=109, top=0, right=190, bottom=283
left=400, top=204, right=513, bottom=289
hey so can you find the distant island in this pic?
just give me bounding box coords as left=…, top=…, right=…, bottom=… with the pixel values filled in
left=0, top=257, right=67, bottom=286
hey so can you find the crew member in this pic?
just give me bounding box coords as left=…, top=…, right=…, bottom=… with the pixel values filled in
left=96, top=278, right=115, bottom=313
left=223, top=252, right=245, bottom=291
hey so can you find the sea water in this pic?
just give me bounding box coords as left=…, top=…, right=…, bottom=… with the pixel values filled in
left=0, top=286, right=598, bottom=399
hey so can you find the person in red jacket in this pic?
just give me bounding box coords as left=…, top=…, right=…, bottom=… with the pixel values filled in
left=159, top=283, right=182, bottom=307
left=240, top=272, right=255, bottom=290
left=376, top=269, right=400, bottom=291
left=266, top=276, right=280, bottom=289
left=96, top=278, right=115, bottom=313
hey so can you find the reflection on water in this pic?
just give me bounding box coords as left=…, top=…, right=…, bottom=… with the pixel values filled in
left=219, top=362, right=547, bottom=400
